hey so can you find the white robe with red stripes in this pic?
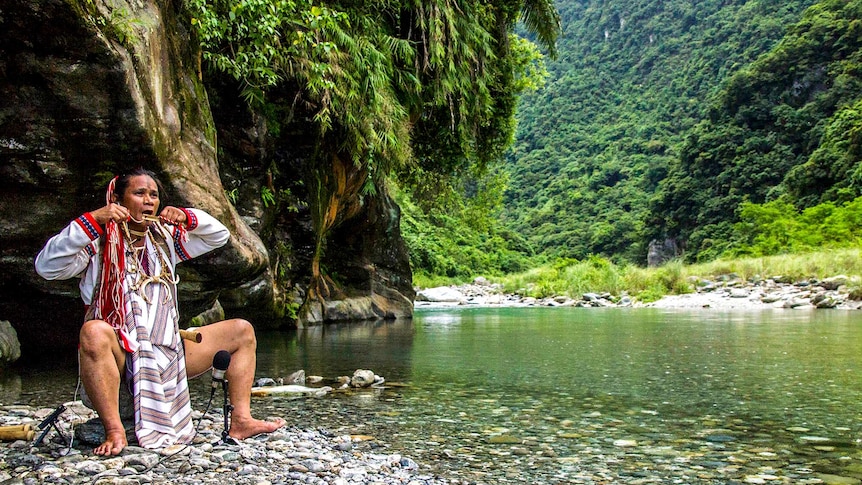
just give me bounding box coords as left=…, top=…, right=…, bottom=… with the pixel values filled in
left=35, top=208, right=229, bottom=449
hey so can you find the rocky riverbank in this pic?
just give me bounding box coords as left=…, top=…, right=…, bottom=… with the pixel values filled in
left=415, top=274, right=862, bottom=311
left=0, top=402, right=449, bottom=485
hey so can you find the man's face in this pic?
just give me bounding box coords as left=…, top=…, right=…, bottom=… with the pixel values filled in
left=116, top=175, right=160, bottom=226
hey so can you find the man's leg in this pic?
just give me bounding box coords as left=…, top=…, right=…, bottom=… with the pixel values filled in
left=79, top=319, right=127, bottom=456
left=185, top=319, right=285, bottom=439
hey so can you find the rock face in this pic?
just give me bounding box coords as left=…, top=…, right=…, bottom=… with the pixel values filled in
left=301, top=189, right=415, bottom=324
left=0, top=0, right=414, bottom=358
left=0, top=321, right=22, bottom=365
left=647, top=238, right=681, bottom=267
left=0, top=0, right=268, bottom=356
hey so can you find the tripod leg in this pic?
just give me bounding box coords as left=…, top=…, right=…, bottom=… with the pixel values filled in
left=34, top=404, right=67, bottom=446
left=217, top=379, right=238, bottom=446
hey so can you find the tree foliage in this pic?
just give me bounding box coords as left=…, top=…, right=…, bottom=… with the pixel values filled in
left=396, top=169, right=534, bottom=279
left=184, top=0, right=561, bottom=286
left=187, top=0, right=560, bottom=177
left=726, top=196, right=862, bottom=257
left=186, top=0, right=862, bottom=276
left=651, top=0, right=862, bottom=260
left=504, top=0, right=816, bottom=265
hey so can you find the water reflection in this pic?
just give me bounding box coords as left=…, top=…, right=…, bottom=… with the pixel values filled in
left=7, top=308, right=862, bottom=483
left=255, top=318, right=416, bottom=382
left=400, top=307, right=862, bottom=482
left=411, top=307, right=862, bottom=424
left=1, top=319, right=417, bottom=409
left=0, top=372, right=23, bottom=406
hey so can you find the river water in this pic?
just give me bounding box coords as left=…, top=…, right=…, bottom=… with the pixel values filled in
left=7, top=306, right=862, bottom=483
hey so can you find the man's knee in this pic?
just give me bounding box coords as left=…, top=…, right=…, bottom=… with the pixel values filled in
left=231, top=318, right=256, bottom=347
left=79, top=320, right=116, bottom=354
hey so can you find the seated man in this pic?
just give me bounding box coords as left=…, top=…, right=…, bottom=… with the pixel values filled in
left=35, top=168, right=284, bottom=455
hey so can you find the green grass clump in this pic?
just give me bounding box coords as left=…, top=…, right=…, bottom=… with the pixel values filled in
left=412, top=272, right=468, bottom=290
left=684, top=248, right=862, bottom=283
left=415, top=248, right=862, bottom=303
left=496, top=255, right=688, bottom=301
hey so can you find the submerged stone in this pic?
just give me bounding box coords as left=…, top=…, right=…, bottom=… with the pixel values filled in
left=488, top=435, right=521, bottom=444
left=815, top=474, right=861, bottom=485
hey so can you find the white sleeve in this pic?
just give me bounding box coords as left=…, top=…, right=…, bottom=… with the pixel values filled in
left=34, top=213, right=102, bottom=281
left=169, top=208, right=230, bottom=262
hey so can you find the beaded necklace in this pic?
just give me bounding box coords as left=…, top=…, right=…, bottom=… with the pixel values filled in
left=121, top=221, right=180, bottom=304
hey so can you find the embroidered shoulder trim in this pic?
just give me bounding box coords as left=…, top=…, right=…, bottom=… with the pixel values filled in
left=74, top=213, right=103, bottom=241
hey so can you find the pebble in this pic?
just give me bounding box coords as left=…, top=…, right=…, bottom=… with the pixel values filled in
left=0, top=402, right=447, bottom=485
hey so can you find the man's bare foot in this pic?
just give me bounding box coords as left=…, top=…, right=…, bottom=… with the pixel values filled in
left=228, top=416, right=286, bottom=440
left=94, top=430, right=127, bottom=456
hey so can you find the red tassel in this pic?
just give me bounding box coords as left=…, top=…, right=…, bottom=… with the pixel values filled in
left=96, top=176, right=127, bottom=330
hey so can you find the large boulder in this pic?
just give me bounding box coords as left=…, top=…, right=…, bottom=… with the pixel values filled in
left=0, top=0, right=269, bottom=357
left=1, top=0, right=418, bottom=358
left=0, top=321, right=22, bottom=365
left=300, top=183, right=415, bottom=325
left=415, top=287, right=467, bottom=303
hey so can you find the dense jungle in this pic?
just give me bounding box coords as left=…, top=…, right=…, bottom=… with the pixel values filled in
left=406, top=0, right=862, bottom=279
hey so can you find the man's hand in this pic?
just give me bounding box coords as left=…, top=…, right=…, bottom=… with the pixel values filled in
left=89, top=203, right=131, bottom=226
left=158, top=206, right=188, bottom=226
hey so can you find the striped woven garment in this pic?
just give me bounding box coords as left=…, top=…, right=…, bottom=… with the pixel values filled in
left=118, top=240, right=194, bottom=449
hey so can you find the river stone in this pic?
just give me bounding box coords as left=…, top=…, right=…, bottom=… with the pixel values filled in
left=74, top=417, right=135, bottom=448
left=488, top=435, right=521, bottom=444
left=254, top=377, right=282, bottom=387
left=706, top=434, right=736, bottom=442
left=124, top=451, right=161, bottom=470
left=74, top=460, right=107, bottom=475
left=815, top=474, right=861, bottom=485
left=821, top=275, right=850, bottom=290
left=782, top=297, right=810, bottom=308
left=800, top=436, right=833, bottom=443
left=415, top=287, right=465, bottom=303
left=286, top=369, right=306, bottom=384
left=0, top=321, right=21, bottom=364
left=326, top=295, right=400, bottom=321
left=813, top=294, right=838, bottom=308
left=350, top=369, right=378, bottom=388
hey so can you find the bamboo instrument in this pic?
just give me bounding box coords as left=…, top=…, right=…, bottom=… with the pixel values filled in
left=0, top=424, right=34, bottom=441
left=179, top=329, right=202, bottom=343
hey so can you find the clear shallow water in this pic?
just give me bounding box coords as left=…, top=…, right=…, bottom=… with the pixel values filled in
left=6, top=307, right=862, bottom=483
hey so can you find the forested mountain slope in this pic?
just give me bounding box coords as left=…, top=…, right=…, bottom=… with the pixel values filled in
left=504, top=0, right=816, bottom=263
left=651, top=0, right=862, bottom=260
